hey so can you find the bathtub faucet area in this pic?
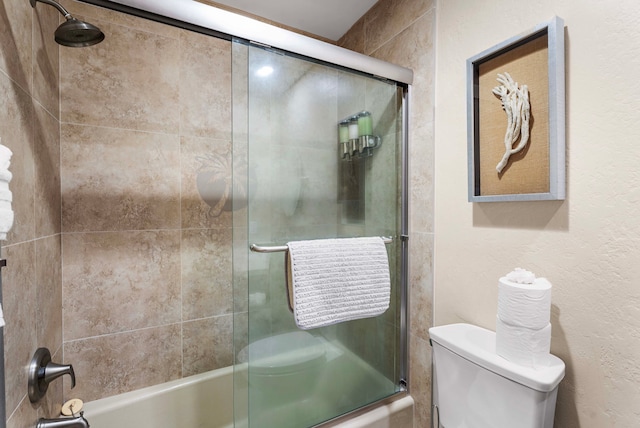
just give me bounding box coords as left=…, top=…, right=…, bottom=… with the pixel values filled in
left=37, top=413, right=89, bottom=428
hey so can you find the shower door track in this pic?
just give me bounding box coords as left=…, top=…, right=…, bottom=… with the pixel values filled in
left=79, top=0, right=413, bottom=85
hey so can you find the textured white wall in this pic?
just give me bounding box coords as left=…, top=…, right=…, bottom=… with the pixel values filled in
left=434, top=0, right=640, bottom=426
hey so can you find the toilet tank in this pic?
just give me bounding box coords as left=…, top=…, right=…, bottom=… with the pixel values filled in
left=429, top=323, right=565, bottom=428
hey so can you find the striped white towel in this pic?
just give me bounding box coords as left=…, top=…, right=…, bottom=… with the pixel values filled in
left=287, top=237, right=391, bottom=330
left=0, top=141, right=13, bottom=241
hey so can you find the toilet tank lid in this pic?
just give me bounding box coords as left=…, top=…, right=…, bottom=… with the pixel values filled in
left=429, top=323, right=565, bottom=392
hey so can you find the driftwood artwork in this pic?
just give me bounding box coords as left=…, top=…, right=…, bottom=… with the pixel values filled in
left=492, top=73, right=531, bottom=173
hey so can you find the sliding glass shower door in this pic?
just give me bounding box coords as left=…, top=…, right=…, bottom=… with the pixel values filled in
left=232, top=39, right=406, bottom=428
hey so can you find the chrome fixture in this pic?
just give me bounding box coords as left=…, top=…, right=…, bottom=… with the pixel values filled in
left=36, top=413, right=90, bottom=428
left=29, top=0, right=105, bottom=47
left=28, top=348, right=76, bottom=403
left=250, top=236, right=393, bottom=253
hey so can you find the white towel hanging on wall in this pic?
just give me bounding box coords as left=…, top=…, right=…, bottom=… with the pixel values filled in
left=0, top=137, right=12, bottom=329
left=0, top=139, right=14, bottom=241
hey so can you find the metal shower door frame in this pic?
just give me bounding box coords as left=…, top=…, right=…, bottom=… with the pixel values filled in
left=74, top=0, right=412, bottom=422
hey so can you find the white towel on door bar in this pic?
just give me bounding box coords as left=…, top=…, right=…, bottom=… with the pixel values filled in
left=287, top=237, right=391, bottom=330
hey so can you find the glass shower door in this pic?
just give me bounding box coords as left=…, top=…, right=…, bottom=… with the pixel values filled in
left=233, top=40, right=405, bottom=428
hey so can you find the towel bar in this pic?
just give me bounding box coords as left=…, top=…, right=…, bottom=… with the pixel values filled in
left=250, top=236, right=393, bottom=253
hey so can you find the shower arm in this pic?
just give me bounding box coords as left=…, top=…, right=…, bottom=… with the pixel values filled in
left=30, top=0, right=73, bottom=20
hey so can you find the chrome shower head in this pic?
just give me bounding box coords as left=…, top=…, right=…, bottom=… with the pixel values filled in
left=30, top=0, right=105, bottom=47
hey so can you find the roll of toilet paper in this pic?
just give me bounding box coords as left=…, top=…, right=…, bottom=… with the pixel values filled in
left=496, top=316, right=551, bottom=368
left=497, top=276, right=552, bottom=330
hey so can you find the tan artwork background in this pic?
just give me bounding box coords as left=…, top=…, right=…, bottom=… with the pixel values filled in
left=477, top=34, right=549, bottom=196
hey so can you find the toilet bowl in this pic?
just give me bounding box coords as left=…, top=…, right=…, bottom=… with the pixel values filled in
left=430, top=323, right=565, bottom=428
left=238, top=331, right=327, bottom=403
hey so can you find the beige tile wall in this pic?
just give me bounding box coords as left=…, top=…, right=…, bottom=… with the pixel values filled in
left=58, top=0, right=234, bottom=402
left=0, top=0, right=63, bottom=426
left=339, top=1, right=436, bottom=427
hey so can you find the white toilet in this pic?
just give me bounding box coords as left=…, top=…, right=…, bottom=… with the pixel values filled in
left=430, top=323, right=565, bottom=428
left=238, top=331, right=327, bottom=404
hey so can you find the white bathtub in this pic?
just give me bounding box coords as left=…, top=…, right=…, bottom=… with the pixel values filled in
left=82, top=366, right=234, bottom=428
left=83, top=360, right=413, bottom=428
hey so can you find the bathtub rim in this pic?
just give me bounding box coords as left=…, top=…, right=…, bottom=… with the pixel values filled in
left=318, top=391, right=414, bottom=427
left=82, top=364, right=413, bottom=427
left=83, top=364, right=414, bottom=428
left=82, top=365, right=234, bottom=417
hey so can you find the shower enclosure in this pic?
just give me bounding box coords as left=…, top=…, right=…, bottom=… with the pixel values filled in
left=231, top=41, right=408, bottom=427
left=51, top=1, right=411, bottom=426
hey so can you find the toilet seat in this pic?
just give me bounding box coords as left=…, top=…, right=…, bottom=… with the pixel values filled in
left=238, top=331, right=326, bottom=376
